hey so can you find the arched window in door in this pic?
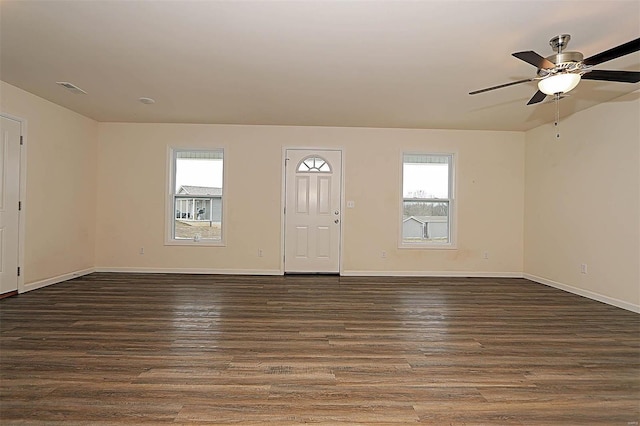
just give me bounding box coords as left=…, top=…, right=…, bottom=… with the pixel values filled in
left=297, top=156, right=331, bottom=173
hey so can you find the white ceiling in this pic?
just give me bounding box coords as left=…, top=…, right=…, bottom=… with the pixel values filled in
left=1, top=0, right=639, bottom=131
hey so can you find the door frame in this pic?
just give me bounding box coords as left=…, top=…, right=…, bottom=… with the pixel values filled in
left=1, top=113, right=27, bottom=294
left=280, top=147, right=345, bottom=275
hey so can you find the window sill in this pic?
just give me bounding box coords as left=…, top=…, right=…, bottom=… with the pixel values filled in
left=399, top=243, right=457, bottom=250
left=165, top=240, right=226, bottom=247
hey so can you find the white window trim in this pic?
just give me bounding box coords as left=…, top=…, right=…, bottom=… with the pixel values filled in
left=165, top=147, right=226, bottom=247
left=398, top=152, right=457, bottom=249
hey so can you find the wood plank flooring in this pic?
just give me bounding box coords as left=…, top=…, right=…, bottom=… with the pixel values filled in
left=1, top=273, right=639, bottom=424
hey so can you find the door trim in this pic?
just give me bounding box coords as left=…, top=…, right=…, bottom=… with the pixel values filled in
left=1, top=113, right=27, bottom=294
left=280, top=147, right=345, bottom=275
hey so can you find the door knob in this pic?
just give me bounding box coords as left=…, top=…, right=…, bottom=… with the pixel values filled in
left=334, top=219, right=339, bottom=224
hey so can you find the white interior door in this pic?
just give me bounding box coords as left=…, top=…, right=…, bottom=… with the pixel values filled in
left=0, top=116, right=21, bottom=294
left=284, top=149, right=342, bottom=273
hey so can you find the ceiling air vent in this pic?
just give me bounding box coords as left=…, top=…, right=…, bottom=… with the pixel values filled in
left=56, top=82, right=87, bottom=94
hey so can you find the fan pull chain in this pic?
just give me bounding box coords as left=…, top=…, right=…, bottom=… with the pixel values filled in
left=554, top=93, right=561, bottom=138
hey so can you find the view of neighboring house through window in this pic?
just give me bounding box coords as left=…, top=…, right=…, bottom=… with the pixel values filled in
left=169, top=149, right=223, bottom=243
left=402, top=153, right=454, bottom=246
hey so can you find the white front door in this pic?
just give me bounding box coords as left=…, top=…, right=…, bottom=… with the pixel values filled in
left=284, top=149, right=342, bottom=273
left=0, top=116, right=21, bottom=294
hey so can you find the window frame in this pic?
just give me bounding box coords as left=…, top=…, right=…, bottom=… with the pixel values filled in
left=165, top=147, right=226, bottom=246
left=399, top=152, right=456, bottom=249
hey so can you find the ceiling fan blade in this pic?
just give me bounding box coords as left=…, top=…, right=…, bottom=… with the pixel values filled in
left=583, top=38, right=640, bottom=66
left=512, top=51, right=555, bottom=69
left=469, top=78, right=533, bottom=95
left=527, top=90, right=547, bottom=105
left=582, top=70, right=640, bottom=83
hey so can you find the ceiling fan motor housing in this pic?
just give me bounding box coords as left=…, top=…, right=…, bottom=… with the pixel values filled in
left=538, top=51, right=585, bottom=77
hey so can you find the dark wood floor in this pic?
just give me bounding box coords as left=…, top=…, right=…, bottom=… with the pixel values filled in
left=1, top=273, right=638, bottom=424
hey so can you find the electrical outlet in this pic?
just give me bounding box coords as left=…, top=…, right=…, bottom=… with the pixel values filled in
left=258, top=249, right=263, bottom=257
left=139, top=247, right=144, bottom=255
left=381, top=251, right=387, bottom=259
left=483, top=251, right=489, bottom=260
left=581, top=264, right=587, bottom=274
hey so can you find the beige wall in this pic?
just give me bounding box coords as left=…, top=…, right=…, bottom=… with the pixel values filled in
left=8, top=78, right=637, bottom=311
left=7, top=79, right=638, bottom=311
left=1, top=81, right=98, bottom=286
left=96, top=123, right=525, bottom=275
left=524, top=91, right=640, bottom=311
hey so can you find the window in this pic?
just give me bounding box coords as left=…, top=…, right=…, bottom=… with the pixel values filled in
left=297, top=156, right=331, bottom=172
left=167, top=149, right=224, bottom=244
left=401, top=153, right=454, bottom=247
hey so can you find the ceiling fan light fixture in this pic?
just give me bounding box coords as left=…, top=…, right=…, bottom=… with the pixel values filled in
left=538, top=73, right=581, bottom=95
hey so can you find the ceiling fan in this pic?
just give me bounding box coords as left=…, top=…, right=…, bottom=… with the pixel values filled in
left=470, top=35, right=640, bottom=105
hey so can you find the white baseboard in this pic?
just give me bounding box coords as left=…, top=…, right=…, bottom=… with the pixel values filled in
left=20, top=267, right=95, bottom=294
left=18, top=267, right=638, bottom=314
left=341, top=270, right=523, bottom=278
left=523, top=273, right=640, bottom=314
left=94, top=267, right=283, bottom=276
